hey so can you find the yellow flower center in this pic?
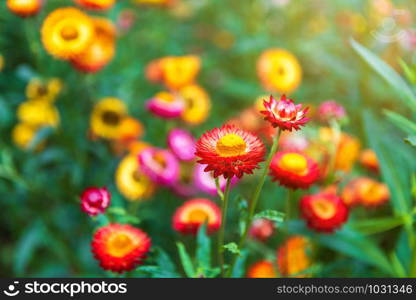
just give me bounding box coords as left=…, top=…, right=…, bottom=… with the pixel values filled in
left=278, top=153, right=308, bottom=175
left=60, top=25, right=79, bottom=41
left=188, top=209, right=209, bottom=223
left=311, top=198, right=336, bottom=220
left=156, top=91, right=175, bottom=103
left=102, top=110, right=121, bottom=126
left=216, top=133, right=247, bottom=157
left=107, top=233, right=135, bottom=257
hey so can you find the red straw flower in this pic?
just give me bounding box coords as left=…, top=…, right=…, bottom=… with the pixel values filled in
left=172, top=198, right=221, bottom=235
left=80, top=187, right=111, bottom=216
left=269, top=151, right=319, bottom=189
left=300, top=193, right=348, bottom=233
left=91, top=224, right=151, bottom=273
left=195, top=124, right=266, bottom=179
left=260, top=95, right=309, bottom=131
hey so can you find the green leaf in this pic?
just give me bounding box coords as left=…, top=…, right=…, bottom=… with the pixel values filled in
left=319, top=227, right=395, bottom=275
left=196, top=223, right=211, bottom=271
left=351, top=216, right=404, bottom=235
left=14, top=220, right=45, bottom=275
left=254, top=209, right=285, bottom=224
left=223, top=242, right=240, bottom=255
left=364, top=111, right=413, bottom=214
left=399, top=58, right=416, bottom=84
left=350, top=38, right=416, bottom=111
left=384, top=110, right=416, bottom=136
left=176, top=242, right=195, bottom=278
left=404, top=136, right=416, bottom=147
left=390, top=252, right=407, bottom=278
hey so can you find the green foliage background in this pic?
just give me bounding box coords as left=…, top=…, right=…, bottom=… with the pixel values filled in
left=0, top=0, right=415, bottom=277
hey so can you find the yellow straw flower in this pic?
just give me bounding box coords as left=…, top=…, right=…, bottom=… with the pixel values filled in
left=41, top=7, right=94, bottom=60
left=90, top=97, right=127, bottom=139
left=179, top=84, right=211, bottom=125
left=116, top=154, right=156, bottom=201
left=17, top=101, right=60, bottom=127
left=26, top=78, right=63, bottom=102
left=71, top=17, right=116, bottom=73
left=12, top=123, right=38, bottom=150
left=160, top=55, right=201, bottom=90
left=257, top=48, right=302, bottom=94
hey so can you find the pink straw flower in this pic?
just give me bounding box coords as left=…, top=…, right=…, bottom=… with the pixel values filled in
left=317, top=100, right=346, bottom=123
left=193, top=164, right=238, bottom=196
left=261, top=95, right=309, bottom=131
left=138, top=147, right=179, bottom=185
left=146, top=91, right=184, bottom=119
left=167, top=128, right=196, bottom=161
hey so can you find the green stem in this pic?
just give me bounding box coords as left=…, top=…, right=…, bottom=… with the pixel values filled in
left=225, top=129, right=281, bottom=277
left=217, top=178, right=232, bottom=277
left=215, top=177, right=224, bottom=200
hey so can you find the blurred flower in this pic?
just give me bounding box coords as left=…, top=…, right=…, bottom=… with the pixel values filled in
left=246, top=261, right=276, bottom=278
left=91, top=224, right=151, bottom=273
left=138, top=148, right=180, bottom=185
left=41, top=7, right=94, bottom=60
left=300, top=192, right=349, bottom=233
left=75, top=0, right=115, bottom=10
left=172, top=162, right=197, bottom=197
left=334, top=133, right=361, bottom=173
left=12, top=123, right=38, bottom=150
left=145, top=59, right=164, bottom=84
left=172, top=198, right=221, bottom=235
left=269, top=151, right=319, bottom=189
left=90, top=97, right=127, bottom=139
left=7, top=0, right=42, bottom=17
left=80, top=187, right=111, bottom=216
left=167, top=128, right=196, bottom=161
left=127, top=140, right=151, bottom=155
left=319, top=128, right=361, bottom=173
left=257, top=49, right=302, bottom=94
left=17, top=101, right=60, bottom=127
left=261, top=95, right=309, bottom=131
left=359, top=149, right=379, bottom=173
left=277, top=236, right=311, bottom=277
left=146, top=91, right=184, bottom=119
left=159, top=55, right=200, bottom=90
left=195, top=124, right=266, bottom=179
left=179, top=84, right=211, bottom=125
left=116, top=154, right=155, bottom=201
left=116, top=9, right=136, bottom=33
left=193, top=163, right=238, bottom=196
left=116, top=117, right=144, bottom=143
left=342, top=177, right=389, bottom=208
left=317, top=100, right=346, bottom=124
left=26, top=78, right=63, bottom=103
left=279, top=131, right=309, bottom=152
left=249, top=218, right=275, bottom=242
left=71, top=18, right=116, bottom=73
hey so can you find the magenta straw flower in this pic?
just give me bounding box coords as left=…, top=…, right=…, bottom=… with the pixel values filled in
left=145, top=91, right=184, bottom=119
left=167, top=128, right=196, bottom=161
left=171, top=162, right=198, bottom=197
left=317, top=100, right=346, bottom=123
left=193, top=163, right=238, bottom=196
left=80, top=187, right=111, bottom=216
left=139, top=147, right=180, bottom=185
